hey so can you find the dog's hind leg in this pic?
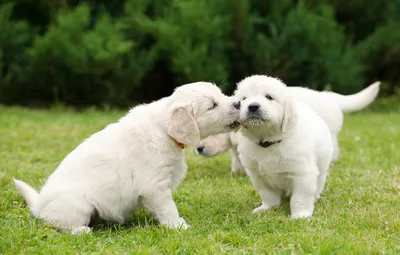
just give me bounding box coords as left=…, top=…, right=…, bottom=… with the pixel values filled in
left=316, top=154, right=331, bottom=200
left=330, top=133, right=340, bottom=163
left=39, top=198, right=93, bottom=235
left=315, top=170, right=328, bottom=200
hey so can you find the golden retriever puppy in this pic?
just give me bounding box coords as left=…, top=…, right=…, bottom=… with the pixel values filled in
left=235, top=75, right=333, bottom=218
left=197, top=81, right=380, bottom=173
left=14, top=82, right=240, bottom=234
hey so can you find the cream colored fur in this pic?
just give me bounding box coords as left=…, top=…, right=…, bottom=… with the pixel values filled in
left=13, top=82, right=240, bottom=234
left=197, top=81, right=380, bottom=173
left=235, top=75, right=333, bottom=218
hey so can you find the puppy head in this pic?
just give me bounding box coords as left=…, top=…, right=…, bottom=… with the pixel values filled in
left=168, top=82, right=240, bottom=147
left=196, top=133, right=232, bottom=157
left=234, top=75, right=294, bottom=132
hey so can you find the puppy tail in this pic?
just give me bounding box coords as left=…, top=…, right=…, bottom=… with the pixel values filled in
left=13, top=178, right=39, bottom=217
left=325, top=81, right=380, bottom=113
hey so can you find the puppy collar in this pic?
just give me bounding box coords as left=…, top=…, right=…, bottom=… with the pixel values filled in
left=258, top=139, right=282, bottom=148
left=169, top=135, right=185, bottom=149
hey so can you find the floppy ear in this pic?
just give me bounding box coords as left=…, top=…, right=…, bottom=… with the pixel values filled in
left=280, top=99, right=295, bottom=132
left=168, top=104, right=200, bottom=146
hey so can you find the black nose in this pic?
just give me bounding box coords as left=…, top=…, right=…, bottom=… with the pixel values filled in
left=248, top=103, right=260, bottom=113
left=197, top=146, right=204, bottom=153
left=233, top=101, right=240, bottom=110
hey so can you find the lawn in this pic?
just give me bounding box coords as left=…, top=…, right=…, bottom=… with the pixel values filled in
left=0, top=105, right=399, bottom=254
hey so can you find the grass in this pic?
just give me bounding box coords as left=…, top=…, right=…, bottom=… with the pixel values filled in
left=0, top=105, right=399, bottom=254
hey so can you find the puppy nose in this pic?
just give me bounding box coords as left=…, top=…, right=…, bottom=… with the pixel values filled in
left=248, top=103, right=260, bottom=112
left=233, top=101, right=241, bottom=110
left=197, top=146, right=204, bottom=153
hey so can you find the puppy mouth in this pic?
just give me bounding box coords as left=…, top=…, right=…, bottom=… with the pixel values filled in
left=245, top=117, right=265, bottom=125
left=198, top=152, right=214, bottom=157
left=238, top=117, right=265, bottom=129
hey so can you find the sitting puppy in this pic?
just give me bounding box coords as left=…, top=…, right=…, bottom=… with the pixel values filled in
left=13, top=82, right=240, bottom=234
left=235, top=75, right=333, bottom=218
left=196, top=81, right=380, bottom=173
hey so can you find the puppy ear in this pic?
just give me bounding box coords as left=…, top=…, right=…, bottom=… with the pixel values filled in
left=281, top=99, right=295, bottom=132
left=168, top=104, right=200, bottom=146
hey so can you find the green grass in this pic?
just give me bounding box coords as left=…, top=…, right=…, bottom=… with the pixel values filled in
left=1, top=105, right=399, bottom=254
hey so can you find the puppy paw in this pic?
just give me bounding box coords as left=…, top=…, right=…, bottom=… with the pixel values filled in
left=163, top=217, right=190, bottom=230
left=231, top=167, right=245, bottom=176
left=178, top=222, right=190, bottom=230
left=252, top=205, right=272, bottom=214
left=70, top=226, right=91, bottom=235
left=291, top=211, right=313, bottom=219
left=231, top=161, right=244, bottom=171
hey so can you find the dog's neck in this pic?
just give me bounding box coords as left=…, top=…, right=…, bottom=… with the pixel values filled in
left=240, top=124, right=284, bottom=148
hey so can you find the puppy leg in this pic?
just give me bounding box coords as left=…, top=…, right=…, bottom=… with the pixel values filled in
left=316, top=155, right=331, bottom=199
left=246, top=170, right=281, bottom=213
left=40, top=199, right=93, bottom=234
left=141, top=190, right=189, bottom=229
left=315, top=170, right=328, bottom=200
left=331, top=133, right=340, bottom=163
left=230, top=147, right=244, bottom=174
left=290, top=173, right=318, bottom=219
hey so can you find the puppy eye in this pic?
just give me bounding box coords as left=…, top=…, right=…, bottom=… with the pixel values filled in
left=265, top=94, right=273, bottom=100
left=209, top=102, right=218, bottom=110
left=242, top=97, right=247, bottom=101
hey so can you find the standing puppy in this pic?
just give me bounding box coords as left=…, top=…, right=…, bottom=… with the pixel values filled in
left=13, top=82, right=240, bottom=234
left=235, top=75, right=333, bottom=218
left=196, top=81, right=380, bottom=173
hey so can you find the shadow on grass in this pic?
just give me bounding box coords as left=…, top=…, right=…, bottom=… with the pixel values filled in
left=90, top=210, right=160, bottom=232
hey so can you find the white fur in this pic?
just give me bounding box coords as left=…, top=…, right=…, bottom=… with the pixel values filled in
left=196, top=132, right=244, bottom=174
left=13, top=82, right=240, bottom=234
left=197, top=80, right=380, bottom=173
left=235, top=75, right=334, bottom=218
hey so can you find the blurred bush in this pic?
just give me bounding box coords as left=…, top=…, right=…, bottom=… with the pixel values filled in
left=0, top=0, right=399, bottom=107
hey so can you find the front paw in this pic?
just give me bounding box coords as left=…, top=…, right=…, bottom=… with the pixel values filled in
left=231, top=164, right=245, bottom=175
left=70, top=226, right=92, bottom=235
left=291, top=211, right=313, bottom=219
left=163, top=217, right=190, bottom=230
left=231, top=167, right=245, bottom=176
left=252, top=205, right=273, bottom=214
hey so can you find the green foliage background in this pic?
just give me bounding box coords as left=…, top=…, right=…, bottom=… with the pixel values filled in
left=0, top=0, right=399, bottom=107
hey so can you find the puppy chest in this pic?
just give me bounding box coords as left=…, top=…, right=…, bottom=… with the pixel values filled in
left=260, top=170, right=292, bottom=192
left=168, top=159, right=188, bottom=190
left=250, top=149, right=286, bottom=170
left=145, top=156, right=187, bottom=190
left=250, top=151, right=294, bottom=191
left=257, top=161, right=290, bottom=186
left=249, top=145, right=306, bottom=171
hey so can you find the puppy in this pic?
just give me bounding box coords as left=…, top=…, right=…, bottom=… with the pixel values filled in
left=13, top=82, right=240, bottom=234
left=196, top=132, right=244, bottom=174
left=196, top=81, right=380, bottom=173
left=235, top=75, right=333, bottom=218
